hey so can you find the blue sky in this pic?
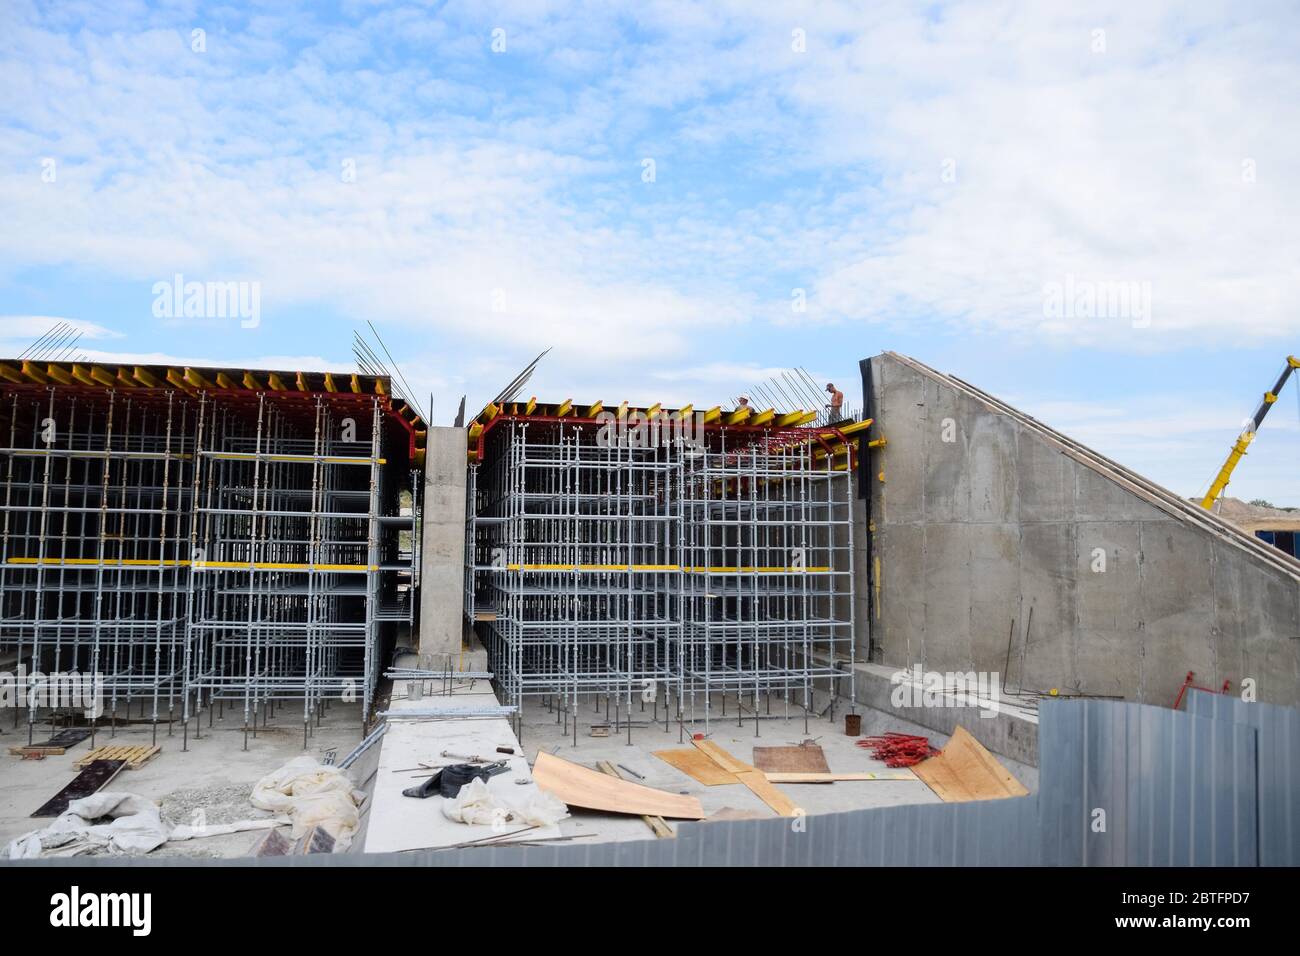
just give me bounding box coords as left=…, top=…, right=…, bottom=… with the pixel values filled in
left=2, top=0, right=1298, bottom=504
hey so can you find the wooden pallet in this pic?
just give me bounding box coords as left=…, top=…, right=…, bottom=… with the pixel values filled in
left=74, top=744, right=160, bottom=770
left=8, top=728, right=93, bottom=758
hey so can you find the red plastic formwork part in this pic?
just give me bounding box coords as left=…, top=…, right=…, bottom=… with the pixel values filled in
left=856, top=732, right=941, bottom=767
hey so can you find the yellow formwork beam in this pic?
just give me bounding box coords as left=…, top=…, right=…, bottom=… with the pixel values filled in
left=586, top=400, right=603, bottom=417
left=184, top=368, right=214, bottom=390
left=46, top=364, right=75, bottom=385
left=525, top=396, right=537, bottom=415
left=21, top=361, right=48, bottom=384
left=70, top=364, right=97, bottom=386
left=703, top=405, right=721, bottom=423
left=242, top=371, right=264, bottom=390
left=837, top=418, right=873, bottom=436
left=557, top=399, right=573, bottom=417
left=90, top=366, right=117, bottom=387
left=775, top=410, right=806, bottom=427
left=0, top=362, right=23, bottom=384
left=750, top=408, right=776, bottom=426
left=725, top=406, right=751, bottom=425
left=134, top=367, right=163, bottom=388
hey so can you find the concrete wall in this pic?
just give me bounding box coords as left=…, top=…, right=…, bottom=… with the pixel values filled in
left=418, top=426, right=467, bottom=662
left=862, top=352, right=1300, bottom=707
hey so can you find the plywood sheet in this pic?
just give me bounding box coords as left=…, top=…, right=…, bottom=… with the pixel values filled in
left=652, top=748, right=740, bottom=786
left=596, top=761, right=674, bottom=838
left=533, top=752, right=705, bottom=819
left=752, top=744, right=830, bottom=774
left=913, top=726, right=1029, bottom=803
left=31, top=759, right=126, bottom=817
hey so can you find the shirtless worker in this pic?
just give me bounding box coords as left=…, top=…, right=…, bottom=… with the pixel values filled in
left=825, top=382, right=844, bottom=420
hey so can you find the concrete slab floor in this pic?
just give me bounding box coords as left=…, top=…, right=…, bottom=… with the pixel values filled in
left=0, top=703, right=371, bottom=859
left=509, top=692, right=1040, bottom=848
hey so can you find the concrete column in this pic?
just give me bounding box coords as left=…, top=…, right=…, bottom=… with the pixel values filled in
left=418, top=426, right=467, bottom=661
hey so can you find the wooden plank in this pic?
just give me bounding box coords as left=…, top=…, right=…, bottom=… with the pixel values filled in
left=690, top=739, right=801, bottom=817
left=30, top=759, right=126, bottom=817
left=752, top=744, right=830, bottom=774
left=532, top=751, right=704, bottom=819
left=913, top=726, right=1029, bottom=803
left=596, top=761, right=674, bottom=838
left=652, top=748, right=740, bottom=786
left=691, top=739, right=750, bottom=774
left=764, top=771, right=917, bottom=783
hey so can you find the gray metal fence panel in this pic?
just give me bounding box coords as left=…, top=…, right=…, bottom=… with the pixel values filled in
left=1038, top=699, right=1258, bottom=866
left=1185, top=689, right=1300, bottom=866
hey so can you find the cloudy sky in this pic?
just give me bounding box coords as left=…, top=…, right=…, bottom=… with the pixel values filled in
left=1, top=0, right=1297, bottom=504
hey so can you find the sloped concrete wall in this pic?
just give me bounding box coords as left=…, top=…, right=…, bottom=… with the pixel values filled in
left=863, top=352, right=1300, bottom=707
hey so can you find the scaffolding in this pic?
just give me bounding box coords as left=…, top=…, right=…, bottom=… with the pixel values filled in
left=467, top=413, right=857, bottom=744
left=0, top=367, right=422, bottom=747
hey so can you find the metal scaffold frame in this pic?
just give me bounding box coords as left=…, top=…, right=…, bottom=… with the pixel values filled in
left=0, top=375, right=420, bottom=748
left=468, top=416, right=856, bottom=745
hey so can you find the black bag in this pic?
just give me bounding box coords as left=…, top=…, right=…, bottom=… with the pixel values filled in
left=402, top=761, right=508, bottom=799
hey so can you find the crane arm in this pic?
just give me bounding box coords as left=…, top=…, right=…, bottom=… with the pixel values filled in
left=1199, top=355, right=1300, bottom=510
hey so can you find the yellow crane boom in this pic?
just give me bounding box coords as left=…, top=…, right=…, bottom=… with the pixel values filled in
left=1200, top=355, right=1300, bottom=510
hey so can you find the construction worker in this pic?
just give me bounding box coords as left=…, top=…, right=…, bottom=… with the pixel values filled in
left=825, top=382, right=844, bottom=421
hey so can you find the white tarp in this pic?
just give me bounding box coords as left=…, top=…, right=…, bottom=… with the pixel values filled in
left=4, top=790, right=292, bottom=860
left=250, top=755, right=366, bottom=849
left=441, top=776, right=569, bottom=828
left=5, top=792, right=170, bottom=859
